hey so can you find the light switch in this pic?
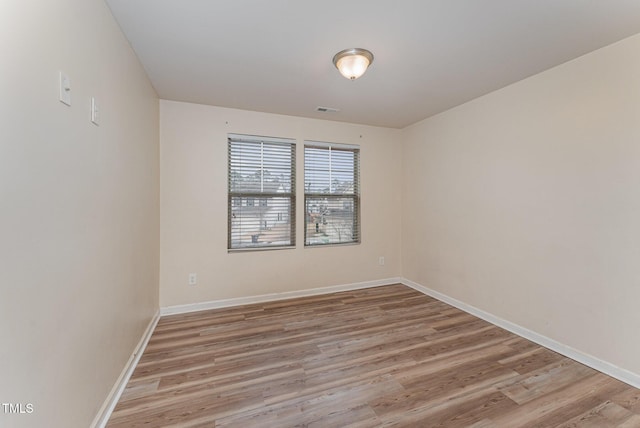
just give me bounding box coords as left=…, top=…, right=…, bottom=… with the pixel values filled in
left=91, top=97, right=99, bottom=125
left=59, top=72, right=71, bottom=106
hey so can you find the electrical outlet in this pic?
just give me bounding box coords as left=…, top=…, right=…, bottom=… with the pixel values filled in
left=188, top=273, right=197, bottom=285
left=378, top=256, right=385, bottom=266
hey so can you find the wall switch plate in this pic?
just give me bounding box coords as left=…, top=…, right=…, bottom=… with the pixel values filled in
left=59, top=72, right=71, bottom=106
left=91, top=97, right=99, bottom=125
left=378, top=256, right=385, bottom=266
left=188, top=273, right=197, bottom=286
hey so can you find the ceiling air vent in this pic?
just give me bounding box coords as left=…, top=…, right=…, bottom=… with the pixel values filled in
left=315, top=106, right=340, bottom=113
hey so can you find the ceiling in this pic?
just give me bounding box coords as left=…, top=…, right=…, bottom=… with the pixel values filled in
left=105, top=0, right=640, bottom=129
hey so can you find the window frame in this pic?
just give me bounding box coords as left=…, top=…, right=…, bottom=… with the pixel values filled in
left=227, top=134, right=296, bottom=252
left=304, top=141, right=361, bottom=247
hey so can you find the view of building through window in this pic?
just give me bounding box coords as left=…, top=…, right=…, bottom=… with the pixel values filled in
left=228, top=136, right=360, bottom=250
left=228, top=135, right=295, bottom=250
left=304, top=142, right=360, bottom=246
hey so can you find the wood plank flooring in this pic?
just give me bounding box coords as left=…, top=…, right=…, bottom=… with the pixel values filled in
left=107, top=284, right=640, bottom=427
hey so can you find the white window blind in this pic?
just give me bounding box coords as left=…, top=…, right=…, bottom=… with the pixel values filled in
left=304, top=142, right=360, bottom=246
left=228, top=135, right=295, bottom=250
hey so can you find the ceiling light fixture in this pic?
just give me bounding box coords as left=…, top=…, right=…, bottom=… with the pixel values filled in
left=332, top=48, right=374, bottom=80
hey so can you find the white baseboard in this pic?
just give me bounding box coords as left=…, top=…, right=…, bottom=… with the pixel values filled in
left=401, top=277, right=640, bottom=390
left=91, top=310, right=161, bottom=428
left=160, top=277, right=403, bottom=316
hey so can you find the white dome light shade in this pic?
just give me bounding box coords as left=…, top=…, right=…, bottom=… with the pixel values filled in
left=333, top=48, right=374, bottom=80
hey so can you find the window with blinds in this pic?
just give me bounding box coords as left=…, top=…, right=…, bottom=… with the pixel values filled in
left=304, top=142, right=360, bottom=246
left=228, top=134, right=295, bottom=250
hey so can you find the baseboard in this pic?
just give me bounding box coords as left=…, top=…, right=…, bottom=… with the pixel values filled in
left=401, top=277, right=640, bottom=390
left=91, top=310, right=161, bottom=428
left=160, top=277, right=403, bottom=316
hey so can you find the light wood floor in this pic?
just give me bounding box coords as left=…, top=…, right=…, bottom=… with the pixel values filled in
left=107, top=284, right=640, bottom=427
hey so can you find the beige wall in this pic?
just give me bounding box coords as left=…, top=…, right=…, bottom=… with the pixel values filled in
left=402, top=34, right=640, bottom=375
left=0, top=1, right=159, bottom=427
left=160, top=101, right=402, bottom=307
left=3, top=1, right=639, bottom=424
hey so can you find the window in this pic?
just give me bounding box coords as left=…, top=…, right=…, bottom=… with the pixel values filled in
left=228, top=134, right=295, bottom=250
left=304, top=142, right=360, bottom=246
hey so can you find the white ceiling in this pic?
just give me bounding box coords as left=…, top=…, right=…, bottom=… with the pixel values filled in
left=105, top=0, right=640, bottom=129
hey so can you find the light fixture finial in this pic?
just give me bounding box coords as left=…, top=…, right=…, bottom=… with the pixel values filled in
left=333, top=48, right=374, bottom=80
